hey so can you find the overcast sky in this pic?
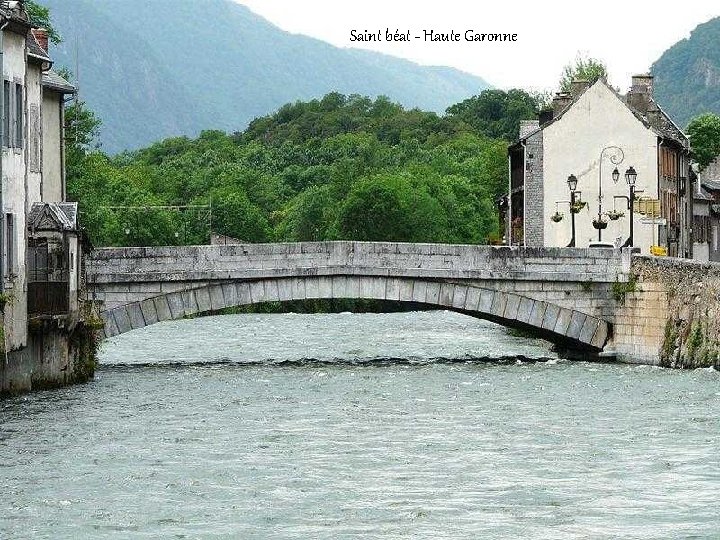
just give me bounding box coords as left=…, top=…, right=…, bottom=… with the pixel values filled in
left=237, top=0, right=718, bottom=93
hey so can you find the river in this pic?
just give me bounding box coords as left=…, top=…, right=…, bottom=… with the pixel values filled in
left=1, top=311, right=719, bottom=539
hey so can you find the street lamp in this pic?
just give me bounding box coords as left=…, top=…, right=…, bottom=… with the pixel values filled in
left=567, top=174, right=579, bottom=247
left=625, top=166, right=637, bottom=247
left=612, top=168, right=620, bottom=183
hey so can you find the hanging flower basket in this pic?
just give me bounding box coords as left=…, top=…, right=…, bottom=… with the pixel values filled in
left=592, top=217, right=608, bottom=230
left=551, top=212, right=564, bottom=223
left=606, top=209, right=625, bottom=221
left=570, top=201, right=587, bottom=214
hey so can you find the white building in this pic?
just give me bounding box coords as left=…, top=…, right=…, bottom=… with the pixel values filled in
left=507, top=76, right=691, bottom=257
left=0, top=1, right=86, bottom=396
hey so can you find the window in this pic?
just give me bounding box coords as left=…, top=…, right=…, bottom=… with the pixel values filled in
left=14, top=83, right=23, bottom=149
left=5, top=213, right=14, bottom=275
left=2, top=80, right=9, bottom=148
left=29, top=104, right=40, bottom=172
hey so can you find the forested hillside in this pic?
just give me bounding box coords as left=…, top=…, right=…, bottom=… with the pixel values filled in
left=652, top=17, right=720, bottom=127
left=43, top=0, right=489, bottom=152
left=70, top=91, right=542, bottom=247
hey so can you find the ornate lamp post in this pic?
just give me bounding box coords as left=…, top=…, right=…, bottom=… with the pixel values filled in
left=596, top=146, right=625, bottom=241
left=625, top=166, right=637, bottom=247
left=567, top=174, right=579, bottom=247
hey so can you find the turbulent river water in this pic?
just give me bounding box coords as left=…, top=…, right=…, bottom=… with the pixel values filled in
left=1, top=311, right=719, bottom=539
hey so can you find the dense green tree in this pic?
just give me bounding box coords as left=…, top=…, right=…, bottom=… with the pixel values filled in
left=66, top=92, right=510, bottom=247
left=559, top=56, right=608, bottom=92
left=687, top=113, right=720, bottom=169
left=26, top=0, right=61, bottom=43
left=445, top=89, right=541, bottom=140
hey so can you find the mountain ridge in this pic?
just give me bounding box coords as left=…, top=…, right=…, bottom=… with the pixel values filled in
left=44, top=0, right=490, bottom=153
left=652, top=16, right=720, bottom=128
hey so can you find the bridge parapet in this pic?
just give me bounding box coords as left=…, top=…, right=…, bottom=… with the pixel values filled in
left=89, top=242, right=630, bottom=284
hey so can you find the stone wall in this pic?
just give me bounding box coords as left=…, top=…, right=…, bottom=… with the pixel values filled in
left=523, top=131, right=545, bottom=247
left=623, top=257, right=720, bottom=368
left=0, top=318, right=97, bottom=397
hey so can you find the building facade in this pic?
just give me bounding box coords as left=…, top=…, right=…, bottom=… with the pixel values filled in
left=507, top=76, right=692, bottom=256
left=693, top=158, right=720, bottom=262
left=0, top=1, right=93, bottom=397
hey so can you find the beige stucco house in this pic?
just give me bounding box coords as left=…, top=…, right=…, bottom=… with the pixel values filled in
left=0, top=1, right=87, bottom=395
left=507, top=76, right=691, bottom=257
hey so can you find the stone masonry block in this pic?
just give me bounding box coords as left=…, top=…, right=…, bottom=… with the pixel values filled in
left=222, top=283, right=238, bottom=307
left=165, top=292, right=186, bottom=319
left=181, top=289, right=199, bottom=315
left=153, top=296, right=173, bottom=322
left=291, top=277, right=306, bottom=300
left=385, top=278, right=402, bottom=301
left=331, top=276, right=348, bottom=299
left=398, top=279, right=414, bottom=302
left=566, top=311, right=587, bottom=340
left=346, top=276, right=361, bottom=298
left=425, top=282, right=441, bottom=305
left=478, top=289, right=495, bottom=313
left=579, top=317, right=600, bottom=345
left=516, top=297, right=534, bottom=323
left=195, top=287, right=212, bottom=313
left=209, top=285, right=226, bottom=311
left=553, top=308, right=573, bottom=336
left=274, top=279, right=292, bottom=302
left=249, top=281, right=266, bottom=304
left=102, top=311, right=119, bottom=337
left=591, top=323, right=609, bottom=349
left=462, top=287, right=480, bottom=311
left=490, top=292, right=508, bottom=318
left=305, top=278, right=320, bottom=299
left=113, top=306, right=132, bottom=335
left=503, top=294, right=521, bottom=320
left=411, top=281, right=427, bottom=303
left=541, top=304, right=560, bottom=331
left=318, top=276, right=333, bottom=299
left=128, top=303, right=146, bottom=330
left=451, top=285, right=468, bottom=310
left=439, top=283, right=455, bottom=307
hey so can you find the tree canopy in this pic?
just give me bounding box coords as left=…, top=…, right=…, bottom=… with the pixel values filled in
left=687, top=113, right=720, bottom=169
left=445, top=89, right=543, bottom=141
left=26, top=0, right=61, bottom=43
left=67, top=93, right=509, bottom=247
left=559, top=56, right=608, bottom=92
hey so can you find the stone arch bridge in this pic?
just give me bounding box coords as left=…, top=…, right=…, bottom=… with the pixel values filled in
left=88, top=242, right=638, bottom=355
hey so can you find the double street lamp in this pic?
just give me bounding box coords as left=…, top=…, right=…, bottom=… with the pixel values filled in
left=558, top=165, right=638, bottom=248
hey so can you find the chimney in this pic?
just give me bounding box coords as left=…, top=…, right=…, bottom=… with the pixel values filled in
left=626, top=74, right=654, bottom=114
left=519, top=120, right=539, bottom=139
left=31, top=28, right=49, bottom=53
left=569, top=79, right=590, bottom=98
left=552, top=92, right=572, bottom=116
left=539, top=108, right=554, bottom=126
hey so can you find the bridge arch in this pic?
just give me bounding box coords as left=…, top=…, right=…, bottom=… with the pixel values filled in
left=98, top=275, right=610, bottom=350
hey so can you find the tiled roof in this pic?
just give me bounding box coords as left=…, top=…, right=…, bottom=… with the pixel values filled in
left=28, top=202, right=79, bottom=231
left=702, top=179, right=720, bottom=192
left=26, top=32, right=50, bottom=62
left=42, top=70, right=75, bottom=94
left=694, top=188, right=714, bottom=202
left=511, top=79, right=689, bottom=148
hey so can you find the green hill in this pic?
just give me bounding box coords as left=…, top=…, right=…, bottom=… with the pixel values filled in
left=44, top=0, right=490, bottom=153
left=652, top=17, right=720, bottom=128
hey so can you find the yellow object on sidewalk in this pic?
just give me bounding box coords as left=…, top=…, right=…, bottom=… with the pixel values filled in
left=650, top=245, right=667, bottom=256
